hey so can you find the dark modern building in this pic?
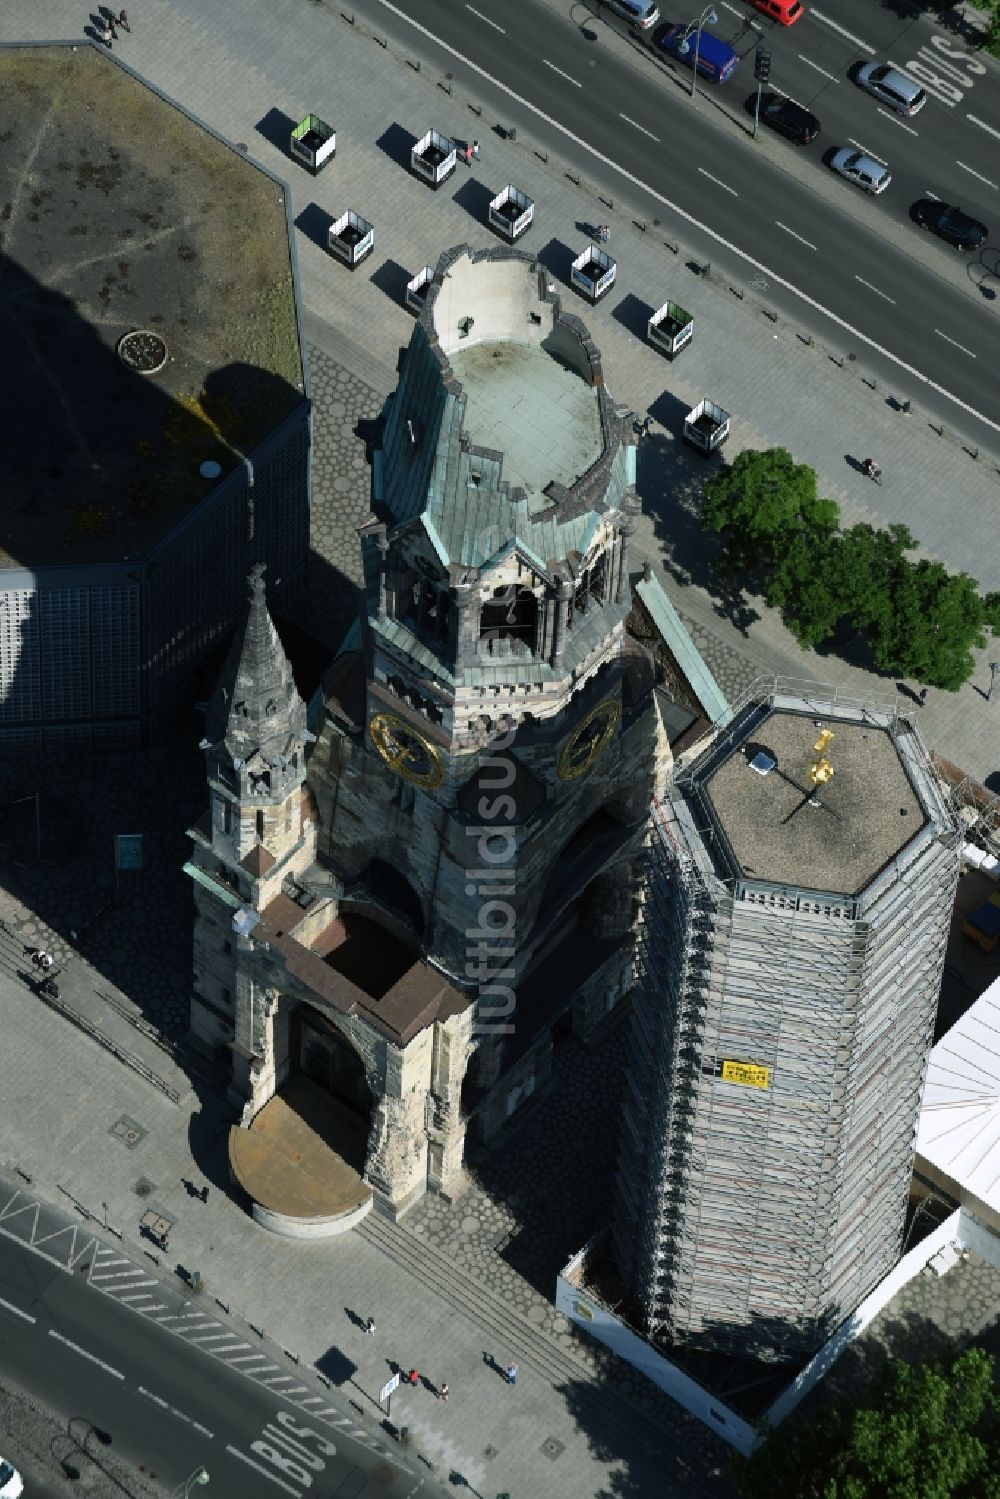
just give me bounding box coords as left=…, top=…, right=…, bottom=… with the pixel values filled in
left=0, top=43, right=308, bottom=750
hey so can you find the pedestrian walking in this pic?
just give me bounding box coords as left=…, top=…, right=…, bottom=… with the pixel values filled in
left=100, top=23, right=113, bottom=46
left=200, top=1184, right=209, bottom=1203
left=471, top=140, right=480, bottom=161
left=407, top=1368, right=420, bottom=1387
left=596, top=224, right=610, bottom=243
left=463, top=143, right=474, bottom=165
left=439, top=1382, right=449, bottom=1402
left=917, top=687, right=928, bottom=706
left=505, top=1362, right=518, bottom=1386
left=108, top=15, right=118, bottom=39
left=635, top=416, right=651, bottom=440
left=118, top=8, right=130, bottom=30
left=365, top=1316, right=376, bottom=1336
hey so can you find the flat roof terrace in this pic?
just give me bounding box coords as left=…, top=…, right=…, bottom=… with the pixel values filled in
left=0, top=45, right=303, bottom=568
left=448, top=340, right=603, bottom=500
left=701, top=709, right=926, bottom=898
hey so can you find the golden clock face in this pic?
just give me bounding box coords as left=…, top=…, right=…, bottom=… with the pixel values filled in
left=557, top=698, right=620, bottom=781
left=369, top=712, right=445, bottom=789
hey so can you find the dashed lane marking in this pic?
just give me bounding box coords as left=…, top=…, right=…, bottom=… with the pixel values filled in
left=49, top=1328, right=125, bottom=1379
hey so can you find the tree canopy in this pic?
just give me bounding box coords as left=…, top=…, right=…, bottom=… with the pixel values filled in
left=735, top=1348, right=1000, bottom=1499
left=699, top=449, right=998, bottom=689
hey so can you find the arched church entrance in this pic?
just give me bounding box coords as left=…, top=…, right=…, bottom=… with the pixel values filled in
left=289, top=1007, right=373, bottom=1175
left=228, top=1006, right=375, bottom=1238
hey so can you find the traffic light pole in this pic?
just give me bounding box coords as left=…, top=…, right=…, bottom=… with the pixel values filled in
left=753, top=45, right=770, bottom=138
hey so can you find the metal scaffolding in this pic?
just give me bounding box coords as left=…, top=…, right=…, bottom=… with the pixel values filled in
left=613, top=688, right=961, bottom=1361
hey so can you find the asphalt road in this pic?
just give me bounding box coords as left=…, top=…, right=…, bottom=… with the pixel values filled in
left=358, top=0, right=1000, bottom=441
left=0, top=1234, right=428, bottom=1499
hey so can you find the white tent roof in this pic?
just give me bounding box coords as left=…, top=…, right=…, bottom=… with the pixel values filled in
left=917, top=974, right=1000, bottom=1215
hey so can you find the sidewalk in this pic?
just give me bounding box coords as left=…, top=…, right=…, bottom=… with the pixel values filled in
left=0, top=2, right=999, bottom=1495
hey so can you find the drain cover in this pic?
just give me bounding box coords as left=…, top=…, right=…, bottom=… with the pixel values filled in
left=117, top=328, right=168, bottom=375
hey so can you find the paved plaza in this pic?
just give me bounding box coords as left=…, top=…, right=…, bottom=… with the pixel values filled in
left=2, top=2, right=1000, bottom=1496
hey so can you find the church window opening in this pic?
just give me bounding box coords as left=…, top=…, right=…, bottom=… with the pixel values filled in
left=256, top=809, right=265, bottom=840
left=480, top=586, right=537, bottom=650
left=222, top=800, right=233, bottom=834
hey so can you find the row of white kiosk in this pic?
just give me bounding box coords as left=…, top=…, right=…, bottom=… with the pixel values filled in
left=288, top=113, right=730, bottom=454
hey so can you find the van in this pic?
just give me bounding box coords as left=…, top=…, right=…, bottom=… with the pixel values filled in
left=603, top=0, right=660, bottom=28
left=658, top=24, right=739, bottom=83
left=751, top=0, right=804, bottom=23
left=856, top=61, right=926, bottom=115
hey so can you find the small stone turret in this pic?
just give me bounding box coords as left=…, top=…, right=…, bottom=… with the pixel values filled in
left=203, top=563, right=312, bottom=871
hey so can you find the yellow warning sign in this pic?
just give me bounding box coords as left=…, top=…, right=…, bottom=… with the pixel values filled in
left=721, top=1060, right=771, bottom=1090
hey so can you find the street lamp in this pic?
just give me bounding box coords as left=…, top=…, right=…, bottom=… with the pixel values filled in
left=989, top=662, right=999, bottom=701
left=676, top=6, right=718, bottom=99
left=171, top=1469, right=209, bottom=1499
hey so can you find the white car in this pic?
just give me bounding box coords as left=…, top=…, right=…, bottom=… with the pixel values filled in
left=0, top=1457, right=23, bottom=1499
left=830, top=147, right=891, bottom=195
left=855, top=61, right=926, bottom=116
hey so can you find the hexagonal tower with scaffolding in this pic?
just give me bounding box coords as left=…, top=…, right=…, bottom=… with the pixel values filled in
left=613, top=678, right=962, bottom=1362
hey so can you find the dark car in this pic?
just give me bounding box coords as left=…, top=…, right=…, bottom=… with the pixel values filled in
left=914, top=200, right=988, bottom=251
left=760, top=93, right=820, bottom=144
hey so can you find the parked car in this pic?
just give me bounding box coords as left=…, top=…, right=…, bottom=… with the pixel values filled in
left=750, top=0, right=804, bottom=23
left=856, top=61, right=926, bottom=115
left=0, top=1458, right=23, bottom=1499
left=914, top=200, right=988, bottom=250
left=760, top=93, right=820, bottom=143
left=830, top=147, right=891, bottom=194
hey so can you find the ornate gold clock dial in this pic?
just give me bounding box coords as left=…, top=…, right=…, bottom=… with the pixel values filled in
left=557, top=698, right=620, bottom=781
left=369, top=712, right=445, bottom=789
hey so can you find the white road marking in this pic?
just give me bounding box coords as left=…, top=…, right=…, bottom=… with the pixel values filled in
left=226, top=1445, right=302, bottom=1496
left=620, top=113, right=659, bottom=141
left=118, top=1293, right=164, bottom=1305
left=698, top=168, right=738, bottom=196
left=878, top=108, right=918, bottom=136
left=371, top=0, right=1000, bottom=433
left=720, top=0, right=760, bottom=21
left=98, top=1279, right=155, bottom=1292
left=798, top=54, right=839, bottom=82
left=924, top=188, right=941, bottom=199
left=465, top=4, right=505, bottom=33
left=49, top=1329, right=125, bottom=1379
left=0, top=1296, right=35, bottom=1324
left=956, top=160, right=997, bottom=189
left=227, top=1353, right=274, bottom=1366
left=848, top=137, right=888, bottom=164
left=935, top=330, right=976, bottom=357
left=542, top=58, right=581, bottom=88
left=855, top=276, right=896, bottom=304
left=776, top=221, right=817, bottom=249
left=809, top=8, right=872, bottom=48
left=138, top=1387, right=214, bottom=1438
left=967, top=114, right=1000, bottom=141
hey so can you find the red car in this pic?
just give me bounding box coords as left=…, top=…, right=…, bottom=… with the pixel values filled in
left=751, top=0, right=804, bottom=23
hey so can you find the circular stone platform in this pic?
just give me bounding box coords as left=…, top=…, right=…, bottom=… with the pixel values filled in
left=229, top=1074, right=372, bottom=1238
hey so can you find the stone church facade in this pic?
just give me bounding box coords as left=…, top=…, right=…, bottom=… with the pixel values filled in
left=186, top=246, right=720, bottom=1231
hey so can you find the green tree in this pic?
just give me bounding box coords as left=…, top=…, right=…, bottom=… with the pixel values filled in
left=870, top=558, right=991, bottom=689
left=735, top=1348, right=1000, bottom=1499
left=701, top=448, right=839, bottom=576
